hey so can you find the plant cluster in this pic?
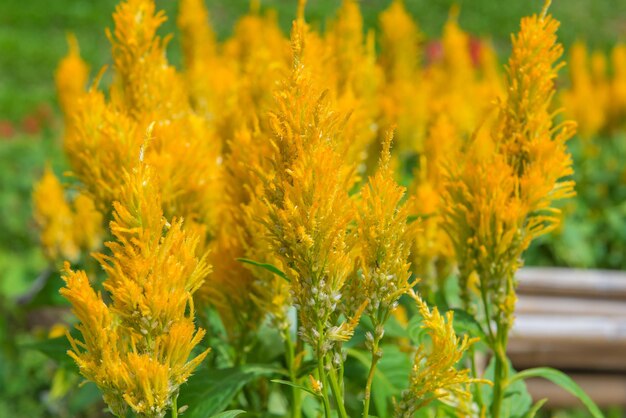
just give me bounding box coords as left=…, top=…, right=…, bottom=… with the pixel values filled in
left=30, top=0, right=602, bottom=417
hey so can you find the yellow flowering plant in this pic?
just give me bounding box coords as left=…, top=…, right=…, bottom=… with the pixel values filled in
left=30, top=0, right=606, bottom=417
left=61, top=155, right=210, bottom=418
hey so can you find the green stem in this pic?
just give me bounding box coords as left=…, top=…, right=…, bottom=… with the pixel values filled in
left=234, top=327, right=249, bottom=367
left=362, top=337, right=381, bottom=418
left=326, top=357, right=348, bottom=418
left=171, top=394, right=178, bottom=418
left=479, top=283, right=496, bottom=346
left=469, top=344, right=484, bottom=411
left=479, top=271, right=515, bottom=418
left=490, top=344, right=508, bottom=418
left=490, top=314, right=510, bottom=418
left=284, top=331, right=302, bottom=418
left=338, top=347, right=345, bottom=389
left=317, top=355, right=332, bottom=418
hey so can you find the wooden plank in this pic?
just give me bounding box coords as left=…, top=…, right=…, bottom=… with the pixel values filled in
left=517, top=267, right=626, bottom=300
left=509, top=312, right=626, bottom=370
left=526, top=374, right=626, bottom=407
left=516, top=295, right=626, bottom=317
left=511, top=314, right=626, bottom=344
left=509, top=347, right=626, bottom=371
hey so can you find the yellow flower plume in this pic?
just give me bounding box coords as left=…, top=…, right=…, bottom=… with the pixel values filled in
left=353, top=130, right=418, bottom=320
left=61, top=159, right=210, bottom=418
left=395, top=292, right=482, bottom=416
left=33, top=167, right=103, bottom=264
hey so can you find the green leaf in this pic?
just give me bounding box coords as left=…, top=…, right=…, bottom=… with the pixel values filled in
left=524, top=399, right=547, bottom=418
left=295, top=360, right=317, bottom=379
left=237, top=258, right=289, bottom=282
left=347, top=345, right=410, bottom=418
left=448, top=308, right=487, bottom=341
left=246, top=322, right=286, bottom=365
left=406, top=315, right=426, bottom=345
left=208, top=410, right=246, bottom=418
left=380, top=313, right=407, bottom=339
left=482, top=357, right=531, bottom=418
left=509, top=367, right=604, bottom=418
left=271, top=379, right=321, bottom=398
left=22, top=332, right=79, bottom=373
left=178, top=364, right=279, bottom=418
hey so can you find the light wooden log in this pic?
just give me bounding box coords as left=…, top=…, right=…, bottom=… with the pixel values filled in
left=516, top=295, right=626, bottom=317
left=511, top=314, right=626, bottom=345
left=526, top=374, right=626, bottom=407
left=516, top=267, right=626, bottom=300
left=506, top=268, right=626, bottom=404
left=508, top=312, right=626, bottom=370
left=509, top=348, right=626, bottom=371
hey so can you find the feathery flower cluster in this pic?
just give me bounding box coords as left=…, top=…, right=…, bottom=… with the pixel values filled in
left=33, top=167, right=102, bottom=264
left=378, top=1, right=504, bottom=297
left=50, top=0, right=509, bottom=335
left=443, top=10, right=575, bottom=321
left=257, top=15, right=363, bottom=355
left=561, top=41, right=626, bottom=137
left=353, top=131, right=418, bottom=333
left=60, top=0, right=221, bottom=230
left=352, top=131, right=420, bottom=416
left=61, top=161, right=210, bottom=418
left=54, top=34, right=89, bottom=127
left=441, top=8, right=575, bottom=417
left=395, top=293, right=479, bottom=417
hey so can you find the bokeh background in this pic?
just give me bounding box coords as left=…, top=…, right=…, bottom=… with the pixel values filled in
left=1, top=0, right=625, bottom=416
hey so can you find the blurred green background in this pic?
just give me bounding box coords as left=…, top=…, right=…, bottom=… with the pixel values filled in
left=1, top=0, right=625, bottom=416
left=2, top=0, right=625, bottom=121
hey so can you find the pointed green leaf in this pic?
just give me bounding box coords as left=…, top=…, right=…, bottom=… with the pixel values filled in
left=448, top=308, right=487, bottom=341
left=271, top=379, right=321, bottom=398
left=208, top=410, right=245, bottom=418
left=347, top=346, right=410, bottom=418
left=237, top=258, right=289, bottom=282
left=22, top=331, right=80, bottom=373
left=508, top=367, right=604, bottom=418
left=482, top=357, right=531, bottom=418
left=524, top=399, right=547, bottom=418
left=178, top=365, right=279, bottom=418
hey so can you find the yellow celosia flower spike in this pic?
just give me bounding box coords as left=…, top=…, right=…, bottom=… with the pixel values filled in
left=33, top=167, right=79, bottom=263
left=353, top=130, right=418, bottom=318
left=442, top=7, right=575, bottom=417
left=61, top=157, right=210, bottom=418
left=177, top=0, right=220, bottom=117
left=55, top=33, right=89, bottom=126
left=378, top=0, right=428, bottom=157
left=561, top=42, right=607, bottom=138
left=395, top=292, right=481, bottom=417
left=353, top=130, right=419, bottom=417
left=378, top=0, right=420, bottom=84
left=107, top=0, right=186, bottom=117
left=258, top=15, right=363, bottom=358
left=443, top=5, right=576, bottom=315
left=324, top=0, right=382, bottom=169
left=33, top=167, right=103, bottom=264
left=63, top=0, right=222, bottom=238
left=495, top=11, right=576, bottom=240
